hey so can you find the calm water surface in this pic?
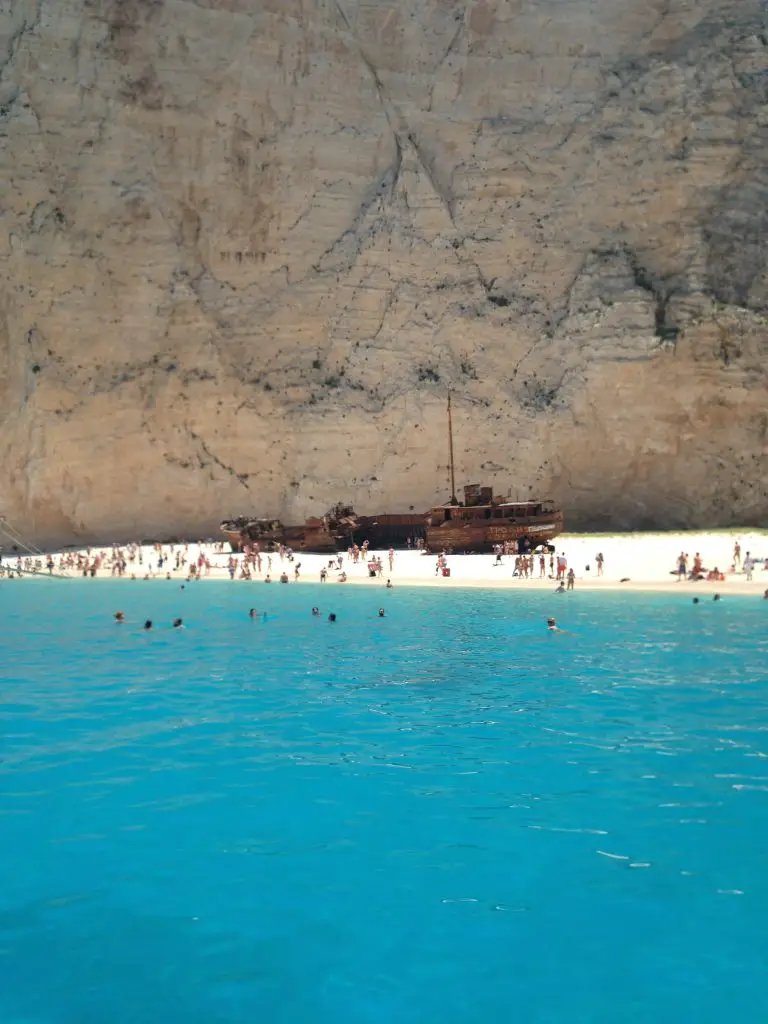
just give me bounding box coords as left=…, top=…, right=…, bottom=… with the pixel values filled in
left=0, top=581, right=766, bottom=1023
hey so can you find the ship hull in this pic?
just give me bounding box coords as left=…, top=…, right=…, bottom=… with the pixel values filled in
left=222, top=523, right=342, bottom=553
left=426, top=513, right=563, bottom=553
left=352, top=513, right=426, bottom=549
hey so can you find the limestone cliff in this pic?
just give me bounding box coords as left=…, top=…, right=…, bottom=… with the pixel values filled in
left=0, top=0, right=767, bottom=545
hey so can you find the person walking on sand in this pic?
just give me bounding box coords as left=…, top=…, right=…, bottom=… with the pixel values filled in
left=596, top=552, right=604, bottom=576
left=388, top=547, right=395, bottom=571
left=677, top=552, right=687, bottom=581
left=734, top=540, right=741, bottom=569
left=566, top=568, right=575, bottom=591
left=744, top=552, right=755, bottom=581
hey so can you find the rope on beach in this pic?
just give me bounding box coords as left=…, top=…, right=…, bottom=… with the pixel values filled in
left=0, top=517, right=45, bottom=558
left=0, top=567, right=73, bottom=580
left=0, top=518, right=72, bottom=577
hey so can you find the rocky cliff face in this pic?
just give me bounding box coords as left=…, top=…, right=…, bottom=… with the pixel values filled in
left=1, top=0, right=767, bottom=545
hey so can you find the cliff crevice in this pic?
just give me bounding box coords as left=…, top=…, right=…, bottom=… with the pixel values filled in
left=0, top=0, right=766, bottom=544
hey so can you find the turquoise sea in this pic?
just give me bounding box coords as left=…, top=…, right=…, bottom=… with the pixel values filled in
left=1, top=581, right=766, bottom=1023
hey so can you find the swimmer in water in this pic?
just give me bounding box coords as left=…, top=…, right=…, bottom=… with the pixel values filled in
left=249, top=608, right=257, bottom=618
left=554, top=582, right=566, bottom=594
left=547, top=617, right=563, bottom=632
left=713, top=594, right=721, bottom=601
left=143, top=619, right=153, bottom=631
left=386, top=579, right=393, bottom=589
left=692, top=597, right=699, bottom=604
left=328, top=613, right=337, bottom=622
left=173, top=617, right=184, bottom=628
left=378, top=608, right=385, bottom=617
left=114, top=611, right=125, bottom=623
left=312, top=607, right=320, bottom=616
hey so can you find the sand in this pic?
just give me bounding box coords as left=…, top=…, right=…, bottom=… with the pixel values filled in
left=5, top=530, right=768, bottom=597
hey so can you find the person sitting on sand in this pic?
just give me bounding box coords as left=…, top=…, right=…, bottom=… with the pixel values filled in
left=338, top=571, right=347, bottom=583
left=114, top=611, right=125, bottom=623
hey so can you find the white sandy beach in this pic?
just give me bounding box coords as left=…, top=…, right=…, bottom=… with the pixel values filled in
left=4, top=530, right=768, bottom=597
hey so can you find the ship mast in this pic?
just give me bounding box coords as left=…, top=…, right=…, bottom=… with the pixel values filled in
left=447, top=392, right=458, bottom=505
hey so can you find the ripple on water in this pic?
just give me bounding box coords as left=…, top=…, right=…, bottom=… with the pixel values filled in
left=0, top=584, right=767, bottom=1023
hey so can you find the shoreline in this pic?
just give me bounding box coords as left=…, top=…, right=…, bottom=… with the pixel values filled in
left=12, top=574, right=763, bottom=596
left=3, top=530, right=767, bottom=598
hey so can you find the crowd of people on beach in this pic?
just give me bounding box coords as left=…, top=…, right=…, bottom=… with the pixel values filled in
left=674, top=542, right=768, bottom=583
left=1, top=534, right=766, bottom=600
